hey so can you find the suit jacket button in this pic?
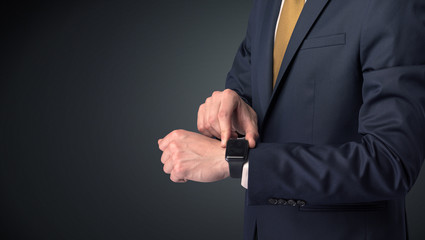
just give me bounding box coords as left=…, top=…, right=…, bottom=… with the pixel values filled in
left=297, top=200, right=306, bottom=207
left=268, top=198, right=278, bottom=205
left=287, top=199, right=297, bottom=206
left=277, top=199, right=287, bottom=205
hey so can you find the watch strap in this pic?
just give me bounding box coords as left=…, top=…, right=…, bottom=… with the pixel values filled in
left=229, top=160, right=245, bottom=178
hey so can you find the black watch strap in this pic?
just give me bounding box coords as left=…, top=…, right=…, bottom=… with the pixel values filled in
left=229, top=160, right=245, bottom=178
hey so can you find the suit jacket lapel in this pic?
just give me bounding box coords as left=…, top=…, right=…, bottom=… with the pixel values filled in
left=255, top=0, right=282, bottom=126
left=272, top=0, right=330, bottom=99
left=260, top=0, right=330, bottom=131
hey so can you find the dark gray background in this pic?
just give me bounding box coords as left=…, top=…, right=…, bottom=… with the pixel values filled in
left=1, top=1, right=424, bottom=239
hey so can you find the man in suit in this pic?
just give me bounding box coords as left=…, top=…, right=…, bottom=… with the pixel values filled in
left=158, top=0, right=425, bottom=239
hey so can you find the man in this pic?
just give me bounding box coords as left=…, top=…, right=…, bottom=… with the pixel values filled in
left=158, top=0, right=425, bottom=239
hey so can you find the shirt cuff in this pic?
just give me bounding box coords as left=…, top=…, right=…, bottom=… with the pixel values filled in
left=241, top=161, right=249, bottom=189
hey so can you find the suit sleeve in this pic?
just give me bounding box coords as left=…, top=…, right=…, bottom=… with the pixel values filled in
left=224, top=1, right=257, bottom=106
left=247, top=0, right=425, bottom=205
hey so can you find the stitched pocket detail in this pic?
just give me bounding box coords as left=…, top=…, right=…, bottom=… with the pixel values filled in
left=299, top=201, right=386, bottom=212
left=300, top=33, right=346, bottom=50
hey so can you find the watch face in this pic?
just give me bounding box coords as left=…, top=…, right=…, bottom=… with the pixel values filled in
left=226, top=139, right=249, bottom=159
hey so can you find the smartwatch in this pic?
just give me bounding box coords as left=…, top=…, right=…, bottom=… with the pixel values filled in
left=225, top=139, right=249, bottom=178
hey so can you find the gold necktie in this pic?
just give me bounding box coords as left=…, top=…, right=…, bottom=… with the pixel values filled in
left=273, top=0, right=305, bottom=87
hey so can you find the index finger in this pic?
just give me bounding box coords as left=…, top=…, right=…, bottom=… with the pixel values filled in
left=218, top=90, right=239, bottom=147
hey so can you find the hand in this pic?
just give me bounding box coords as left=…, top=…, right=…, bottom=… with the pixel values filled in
left=197, top=89, right=259, bottom=148
left=158, top=129, right=229, bottom=183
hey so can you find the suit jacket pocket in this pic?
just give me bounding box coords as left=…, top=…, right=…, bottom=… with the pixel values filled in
left=300, top=33, right=346, bottom=50
left=299, top=201, right=387, bottom=212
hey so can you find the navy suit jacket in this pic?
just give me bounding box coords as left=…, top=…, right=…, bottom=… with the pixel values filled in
left=225, top=0, right=425, bottom=239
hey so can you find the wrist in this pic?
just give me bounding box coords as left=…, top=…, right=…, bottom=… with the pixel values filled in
left=218, top=146, right=230, bottom=178
left=221, top=158, right=230, bottom=178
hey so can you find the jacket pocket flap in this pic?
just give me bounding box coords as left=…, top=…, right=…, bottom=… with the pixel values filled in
left=300, top=33, right=346, bottom=50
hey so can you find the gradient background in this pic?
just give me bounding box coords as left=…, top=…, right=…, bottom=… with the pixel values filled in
left=1, top=1, right=424, bottom=239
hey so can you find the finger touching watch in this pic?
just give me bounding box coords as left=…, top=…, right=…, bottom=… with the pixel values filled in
left=225, top=139, right=249, bottom=178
